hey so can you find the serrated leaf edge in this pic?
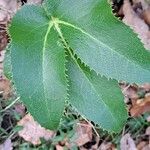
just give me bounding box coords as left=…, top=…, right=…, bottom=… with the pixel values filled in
left=52, top=19, right=128, bottom=132
left=56, top=19, right=150, bottom=83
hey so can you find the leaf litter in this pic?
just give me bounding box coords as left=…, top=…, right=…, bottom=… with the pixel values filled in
left=123, top=0, right=150, bottom=50
left=17, top=114, right=55, bottom=145
left=0, top=0, right=150, bottom=149
left=0, top=138, right=13, bottom=150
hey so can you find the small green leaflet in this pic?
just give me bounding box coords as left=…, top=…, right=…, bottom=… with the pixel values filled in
left=6, top=0, right=150, bottom=132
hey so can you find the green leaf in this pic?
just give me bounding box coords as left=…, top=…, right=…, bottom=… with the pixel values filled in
left=66, top=54, right=127, bottom=132
left=9, top=0, right=150, bottom=132
left=9, top=5, right=67, bottom=129
left=43, top=0, right=150, bottom=83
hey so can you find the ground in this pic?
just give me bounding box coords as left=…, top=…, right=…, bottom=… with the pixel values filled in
left=0, top=0, right=150, bottom=149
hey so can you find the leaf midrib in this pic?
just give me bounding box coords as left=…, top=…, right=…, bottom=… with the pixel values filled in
left=50, top=18, right=119, bottom=126
left=44, top=17, right=150, bottom=83
left=56, top=19, right=150, bottom=75
left=42, top=20, right=53, bottom=122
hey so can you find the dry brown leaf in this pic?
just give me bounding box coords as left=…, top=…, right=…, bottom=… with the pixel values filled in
left=146, top=116, right=150, bottom=122
left=75, top=134, right=91, bottom=147
left=121, top=84, right=139, bottom=100
left=0, top=138, right=13, bottom=150
left=14, top=103, right=25, bottom=117
left=98, top=142, right=116, bottom=150
left=0, top=24, right=8, bottom=52
left=90, top=137, right=99, bottom=150
left=142, top=8, right=150, bottom=26
left=120, top=134, right=136, bottom=150
left=137, top=141, right=149, bottom=150
left=80, top=147, right=87, bottom=150
left=56, top=145, right=64, bottom=150
left=139, top=0, right=150, bottom=10
left=0, top=0, right=19, bottom=22
left=142, top=145, right=150, bottom=150
left=72, top=122, right=93, bottom=147
left=17, top=114, right=55, bottom=145
left=27, top=0, right=42, bottom=4
left=145, top=127, right=150, bottom=135
left=0, top=50, right=5, bottom=62
left=141, top=83, right=150, bottom=92
left=0, top=63, right=3, bottom=77
left=0, top=78, right=11, bottom=99
left=123, top=0, right=150, bottom=50
left=130, top=96, right=150, bottom=117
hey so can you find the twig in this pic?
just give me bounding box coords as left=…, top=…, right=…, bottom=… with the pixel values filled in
left=82, top=115, right=100, bottom=138
left=0, top=97, right=20, bottom=113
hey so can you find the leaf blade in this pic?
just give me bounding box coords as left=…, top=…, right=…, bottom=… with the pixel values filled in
left=44, top=0, right=150, bottom=83
left=9, top=5, right=67, bottom=129
left=66, top=55, right=128, bottom=132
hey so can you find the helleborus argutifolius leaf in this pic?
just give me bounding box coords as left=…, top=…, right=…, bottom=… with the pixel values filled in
left=66, top=54, right=128, bottom=132
left=8, top=0, right=150, bottom=132
left=9, top=6, right=67, bottom=129
left=44, top=0, right=150, bottom=83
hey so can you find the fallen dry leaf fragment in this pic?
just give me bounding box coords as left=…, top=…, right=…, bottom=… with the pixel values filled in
left=130, top=96, right=150, bottom=117
left=56, top=145, right=64, bottom=150
left=123, top=0, right=150, bottom=50
left=0, top=138, right=13, bottom=150
left=142, top=8, right=150, bottom=26
left=17, top=114, right=55, bottom=145
left=141, top=0, right=150, bottom=12
left=0, top=78, right=11, bottom=99
left=72, top=122, right=93, bottom=147
left=120, top=84, right=139, bottom=100
left=120, top=133, right=136, bottom=150
left=0, top=26, right=8, bottom=52
left=0, top=0, right=19, bottom=22
left=0, top=63, right=3, bottom=77
left=146, top=116, right=150, bottom=122
left=99, top=142, right=116, bottom=150
left=27, top=0, right=42, bottom=4
left=0, top=50, right=5, bottom=62
left=90, top=137, right=100, bottom=150
left=145, top=127, right=150, bottom=135
left=14, top=103, right=25, bottom=117
left=141, top=83, right=150, bottom=92
left=137, top=141, right=149, bottom=150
